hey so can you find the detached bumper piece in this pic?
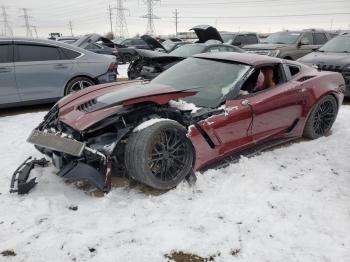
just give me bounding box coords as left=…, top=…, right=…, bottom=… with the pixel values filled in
left=57, top=161, right=110, bottom=193
left=10, top=157, right=49, bottom=194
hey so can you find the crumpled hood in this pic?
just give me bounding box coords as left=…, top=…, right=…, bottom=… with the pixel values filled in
left=243, top=43, right=291, bottom=50
left=57, top=81, right=195, bottom=131
left=298, top=52, right=350, bottom=69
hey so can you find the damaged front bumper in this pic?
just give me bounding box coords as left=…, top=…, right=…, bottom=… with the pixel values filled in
left=11, top=128, right=114, bottom=194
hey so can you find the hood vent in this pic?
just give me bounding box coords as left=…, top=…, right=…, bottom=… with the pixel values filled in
left=78, top=99, right=100, bottom=113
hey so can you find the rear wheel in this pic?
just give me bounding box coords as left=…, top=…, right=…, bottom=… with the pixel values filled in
left=303, top=95, right=338, bottom=139
left=125, top=119, right=194, bottom=190
left=65, top=77, right=95, bottom=95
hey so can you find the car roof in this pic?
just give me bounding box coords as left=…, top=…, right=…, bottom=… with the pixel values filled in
left=193, top=52, right=282, bottom=66
left=220, top=31, right=257, bottom=35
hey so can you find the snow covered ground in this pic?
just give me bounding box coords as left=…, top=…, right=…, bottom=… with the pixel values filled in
left=0, top=106, right=350, bottom=262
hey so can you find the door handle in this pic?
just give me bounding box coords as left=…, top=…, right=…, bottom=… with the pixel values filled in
left=0, top=67, right=11, bottom=73
left=54, top=64, right=68, bottom=69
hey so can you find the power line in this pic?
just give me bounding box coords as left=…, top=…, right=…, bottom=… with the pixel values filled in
left=19, top=8, right=34, bottom=38
left=140, top=0, right=161, bottom=35
left=0, top=6, right=13, bottom=36
left=115, top=0, right=129, bottom=38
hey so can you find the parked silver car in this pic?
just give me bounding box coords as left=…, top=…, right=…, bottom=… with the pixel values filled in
left=0, top=37, right=118, bottom=108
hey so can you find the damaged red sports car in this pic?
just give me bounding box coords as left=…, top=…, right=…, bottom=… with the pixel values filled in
left=12, top=52, right=345, bottom=194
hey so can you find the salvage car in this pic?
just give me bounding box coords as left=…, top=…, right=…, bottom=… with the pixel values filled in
left=0, top=37, right=118, bottom=109
left=11, top=52, right=345, bottom=194
left=128, top=25, right=243, bottom=80
left=244, top=29, right=334, bottom=60
left=297, top=33, right=350, bottom=96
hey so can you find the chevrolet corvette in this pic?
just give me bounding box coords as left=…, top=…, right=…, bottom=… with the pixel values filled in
left=11, top=52, right=345, bottom=194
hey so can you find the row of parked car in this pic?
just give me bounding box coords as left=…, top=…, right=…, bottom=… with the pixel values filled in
left=0, top=25, right=349, bottom=109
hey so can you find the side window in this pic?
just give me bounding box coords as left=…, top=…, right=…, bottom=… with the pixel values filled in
left=220, top=46, right=235, bottom=52
left=207, top=46, right=221, bottom=53
left=246, top=35, right=258, bottom=44
left=17, top=44, right=61, bottom=62
left=85, top=43, right=101, bottom=49
left=121, top=39, right=131, bottom=46
left=60, top=48, right=81, bottom=59
left=314, top=33, right=328, bottom=45
left=0, top=44, right=10, bottom=63
left=233, top=35, right=244, bottom=45
left=286, top=64, right=301, bottom=78
left=300, top=32, right=313, bottom=45
left=132, top=39, right=145, bottom=45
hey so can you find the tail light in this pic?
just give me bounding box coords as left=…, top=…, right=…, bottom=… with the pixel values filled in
left=112, top=50, right=119, bottom=56
left=108, top=62, right=118, bottom=72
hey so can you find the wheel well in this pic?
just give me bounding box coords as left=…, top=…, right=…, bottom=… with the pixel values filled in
left=64, top=75, right=97, bottom=95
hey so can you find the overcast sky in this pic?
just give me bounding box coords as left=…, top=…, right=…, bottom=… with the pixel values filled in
left=0, top=0, right=349, bottom=38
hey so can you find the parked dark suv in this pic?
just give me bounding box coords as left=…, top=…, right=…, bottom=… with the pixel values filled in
left=243, top=29, right=335, bottom=60
left=220, top=31, right=259, bottom=47
left=298, top=33, right=350, bottom=96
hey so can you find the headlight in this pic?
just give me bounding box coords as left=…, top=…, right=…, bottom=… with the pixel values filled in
left=268, top=50, right=280, bottom=57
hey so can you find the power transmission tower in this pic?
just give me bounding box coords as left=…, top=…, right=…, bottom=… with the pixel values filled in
left=0, top=6, right=13, bottom=36
left=19, top=8, right=34, bottom=38
left=115, top=0, right=129, bottom=38
left=173, top=9, right=179, bottom=36
left=140, top=0, right=161, bottom=35
left=31, top=26, right=38, bottom=38
left=68, top=20, right=74, bottom=36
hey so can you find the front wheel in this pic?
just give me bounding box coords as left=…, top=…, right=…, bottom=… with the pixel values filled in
left=125, top=119, right=194, bottom=190
left=303, top=95, right=338, bottom=139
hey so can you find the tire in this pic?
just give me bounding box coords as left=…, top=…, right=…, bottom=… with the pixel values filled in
left=125, top=119, right=194, bottom=190
left=303, top=95, right=338, bottom=139
left=64, top=77, right=95, bottom=95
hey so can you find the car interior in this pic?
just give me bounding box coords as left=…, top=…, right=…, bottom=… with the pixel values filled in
left=240, top=64, right=286, bottom=95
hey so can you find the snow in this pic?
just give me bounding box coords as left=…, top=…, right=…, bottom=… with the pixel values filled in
left=169, top=99, right=202, bottom=113
left=1, top=106, right=350, bottom=261
left=118, top=63, right=129, bottom=79
left=133, top=118, right=176, bottom=132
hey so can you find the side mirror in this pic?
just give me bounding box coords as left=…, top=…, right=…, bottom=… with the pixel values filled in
left=299, top=38, right=310, bottom=46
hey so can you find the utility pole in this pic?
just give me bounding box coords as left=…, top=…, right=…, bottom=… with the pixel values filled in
left=20, top=8, right=33, bottom=38
left=115, top=0, right=129, bottom=38
left=173, top=9, right=178, bottom=36
left=140, top=0, right=161, bottom=35
left=68, top=20, right=74, bottom=36
left=108, top=4, right=113, bottom=33
left=0, top=6, right=13, bottom=36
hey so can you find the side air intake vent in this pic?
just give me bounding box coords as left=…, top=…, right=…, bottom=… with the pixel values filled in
left=297, top=76, right=315, bottom=82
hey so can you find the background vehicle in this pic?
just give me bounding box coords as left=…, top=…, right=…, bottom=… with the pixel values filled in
left=56, top=36, right=79, bottom=44
left=298, top=33, right=350, bottom=96
left=220, top=31, right=259, bottom=47
left=128, top=25, right=243, bottom=80
left=161, top=40, right=190, bottom=53
left=25, top=52, right=344, bottom=193
left=244, top=29, right=335, bottom=60
left=118, top=37, right=151, bottom=49
left=0, top=37, right=117, bottom=108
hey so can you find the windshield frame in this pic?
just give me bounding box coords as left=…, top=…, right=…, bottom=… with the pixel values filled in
left=264, top=32, right=301, bottom=44
left=151, top=57, right=252, bottom=108
left=319, top=35, right=350, bottom=53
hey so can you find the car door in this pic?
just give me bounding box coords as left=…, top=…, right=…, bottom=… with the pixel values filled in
left=0, top=41, right=20, bottom=104
left=295, top=32, right=317, bottom=59
left=246, top=64, right=304, bottom=142
left=14, top=41, right=73, bottom=101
